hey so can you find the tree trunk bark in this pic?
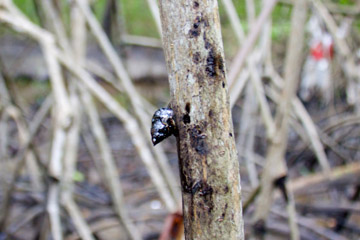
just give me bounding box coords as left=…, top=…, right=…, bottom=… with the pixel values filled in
left=158, top=1, right=244, bottom=239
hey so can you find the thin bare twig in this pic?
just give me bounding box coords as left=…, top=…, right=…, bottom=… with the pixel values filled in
left=75, top=0, right=180, bottom=209
left=0, top=7, right=68, bottom=238
left=1, top=0, right=178, bottom=215
left=221, top=0, right=245, bottom=44
left=272, top=208, right=348, bottom=240
left=121, top=34, right=163, bottom=48
left=228, top=0, right=277, bottom=88
left=222, top=0, right=275, bottom=137
left=59, top=3, right=94, bottom=234
left=59, top=52, right=178, bottom=211
left=266, top=71, right=331, bottom=173
left=245, top=0, right=255, bottom=28
left=145, top=0, right=162, bottom=36
left=2, top=4, right=72, bottom=239
left=80, top=87, right=141, bottom=240
left=236, top=83, right=259, bottom=187
left=253, top=2, right=308, bottom=236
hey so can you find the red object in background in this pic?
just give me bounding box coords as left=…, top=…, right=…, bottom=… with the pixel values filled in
left=310, top=42, right=324, bottom=60
left=310, top=41, right=334, bottom=61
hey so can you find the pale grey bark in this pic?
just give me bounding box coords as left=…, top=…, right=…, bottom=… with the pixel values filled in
left=158, top=0, right=244, bottom=239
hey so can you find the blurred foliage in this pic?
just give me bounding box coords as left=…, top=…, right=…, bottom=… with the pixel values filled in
left=14, top=77, right=50, bottom=104
left=73, top=171, right=85, bottom=182
left=9, top=0, right=294, bottom=62
left=114, top=91, right=132, bottom=110
left=8, top=0, right=297, bottom=81
left=121, top=0, right=159, bottom=38
left=335, top=0, right=355, bottom=5
left=218, top=1, right=292, bottom=58
left=11, top=0, right=294, bottom=42
left=13, top=0, right=38, bottom=23
left=271, top=4, right=292, bottom=40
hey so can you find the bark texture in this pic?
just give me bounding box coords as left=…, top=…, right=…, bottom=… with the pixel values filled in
left=158, top=1, right=244, bottom=239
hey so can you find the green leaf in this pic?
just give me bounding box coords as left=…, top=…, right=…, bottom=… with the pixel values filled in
left=73, top=171, right=85, bottom=182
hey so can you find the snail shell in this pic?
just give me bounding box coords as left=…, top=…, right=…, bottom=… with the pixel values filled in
left=151, top=108, right=176, bottom=145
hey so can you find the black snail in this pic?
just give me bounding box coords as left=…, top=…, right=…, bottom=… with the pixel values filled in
left=151, top=108, right=176, bottom=145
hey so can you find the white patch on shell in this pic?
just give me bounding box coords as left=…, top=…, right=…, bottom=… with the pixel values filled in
left=153, top=121, right=165, bottom=137
left=155, top=108, right=174, bottom=123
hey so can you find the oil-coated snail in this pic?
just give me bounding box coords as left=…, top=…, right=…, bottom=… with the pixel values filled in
left=151, top=108, right=176, bottom=145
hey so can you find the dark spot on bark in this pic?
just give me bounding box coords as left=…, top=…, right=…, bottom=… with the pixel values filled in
left=190, top=125, right=208, bottom=155
left=188, top=180, right=213, bottom=197
left=205, top=48, right=225, bottom=78
left=192, top=181, right=202, bottom=194
left=189, top=16, right=203, bottom=38
left=208, top=110, right=213, bottom=117
left=189, top=29, right=200, bottom=38
left=222, top=81, right=225, bottom=88
left=205, top=49, right=217, bottom=77
left=195, top=138, right=207, bottom=154
left=185, top=102, right=191, bottom=113
left=193, top=1, right=199, bottom=8
left=229, top=133, right=233, bottom=137
left=189, top=198, right=195, bottom=222
left=199, top=184, right=213, bottom=196
left=177, top=138, right=194, bottom=195
left=221, top=203, right=228, bottom=218
left=224, top=186, right=229, bottom=193
left=183, top=114, right=191, bottom=124
left=180, top=169, right=194, bottom=194
left=203, top=18, right=210, bottom=27
left=199, top=182, right=214, bottom=213
left=183, top=103, right=191, bottom=124
left=193, top=52, right=201, bottom=64
left=203, top=32, right=210, bottom=48
left=205, top=41, right=211, bottom=50
left=182, top=180, right=191, bottom=193
left=218, top=57, right=224, bottom=72
left=187, top=181, right=215, bottom=216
